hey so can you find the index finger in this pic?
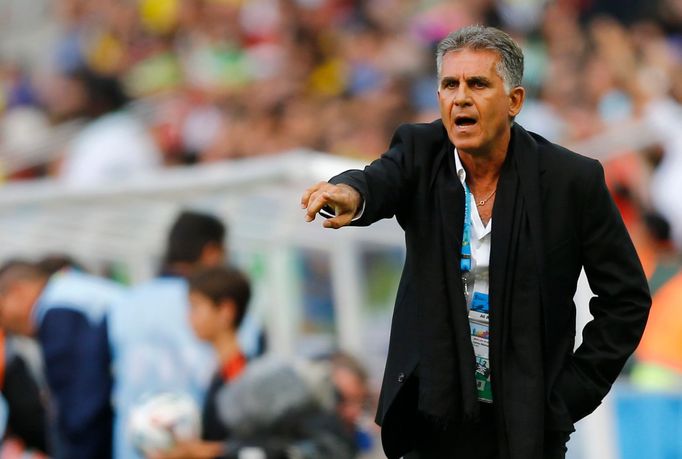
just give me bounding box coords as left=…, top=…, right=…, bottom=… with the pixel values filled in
left=305, top=189, right=335, bottom=222
left=300, top=182, right=326, bottom=209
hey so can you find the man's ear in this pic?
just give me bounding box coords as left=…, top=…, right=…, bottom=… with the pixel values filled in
left=508, top=86, right=525, bottom=118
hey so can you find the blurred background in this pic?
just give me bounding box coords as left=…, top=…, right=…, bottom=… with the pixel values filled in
left=1, top=0, right=682, bottom=458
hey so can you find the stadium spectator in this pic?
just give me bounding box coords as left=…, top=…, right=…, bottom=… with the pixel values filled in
left=52, top=68, right=163, bottom=188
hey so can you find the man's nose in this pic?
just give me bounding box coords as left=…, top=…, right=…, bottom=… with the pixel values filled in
left=454, top=85, right=472, bottom=106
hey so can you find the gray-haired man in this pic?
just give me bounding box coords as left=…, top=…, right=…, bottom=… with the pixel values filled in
left=301, top=25, right=650, bottom=458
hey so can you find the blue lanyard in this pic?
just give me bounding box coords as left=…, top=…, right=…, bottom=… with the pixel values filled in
left=461, top=181, right=472, bottom=273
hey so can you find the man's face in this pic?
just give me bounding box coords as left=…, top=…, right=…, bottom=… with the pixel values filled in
left=438, top=48, right=524, bottom=156
left=0, top=280, right=38, bottom=336
left=333, top=366, right=369, bottom=428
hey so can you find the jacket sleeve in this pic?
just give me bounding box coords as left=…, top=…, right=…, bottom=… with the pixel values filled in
left=555, top=160, right=651, bottom=423
left=39, top=309, right=113, bottom=458
left=328, top=124, right=415, bottom=226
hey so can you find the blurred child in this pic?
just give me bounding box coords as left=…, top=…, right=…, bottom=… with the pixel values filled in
left=147, top=266, right=250, bottom=459
left=188, top=266, right=251, bottom=443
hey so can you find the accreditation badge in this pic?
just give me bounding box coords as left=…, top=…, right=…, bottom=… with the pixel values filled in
left=469, top=292, right=492, bottom=403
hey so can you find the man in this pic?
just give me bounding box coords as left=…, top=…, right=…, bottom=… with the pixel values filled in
left=108, top=210, right=226, bottom=459
left=330, top=352, right=376, bottom=454
left=0, top=259, right=124, bottom=459
left=56, top=67, right=162, bottom=188
left=301, top=25, right=651, bottom=459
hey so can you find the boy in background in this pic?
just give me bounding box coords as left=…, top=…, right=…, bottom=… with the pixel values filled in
left=188, top=266, right=251, bottom=444
left=149, top=266, right=250, bottom=459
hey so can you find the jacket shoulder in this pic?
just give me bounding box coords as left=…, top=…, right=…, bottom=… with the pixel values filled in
left=394, top=119, right=447, bottom=144
left=528, top=131, right=601, bottom=177
left=390, top=119, right=449, bottom=166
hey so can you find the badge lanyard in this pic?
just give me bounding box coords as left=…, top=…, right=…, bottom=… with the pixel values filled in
left=462, top=180, right=493, bottom=402
left=461, top=181, right=473, bottom=298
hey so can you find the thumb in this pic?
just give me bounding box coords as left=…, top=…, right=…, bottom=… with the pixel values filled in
left=323, top=212, right=353, bottom=229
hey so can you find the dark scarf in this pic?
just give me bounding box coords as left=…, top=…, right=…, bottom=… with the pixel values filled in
left=419, top=129, right=546, bottom=458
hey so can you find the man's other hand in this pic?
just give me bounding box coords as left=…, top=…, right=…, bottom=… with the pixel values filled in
left=301, top=182, right=361, bottom=229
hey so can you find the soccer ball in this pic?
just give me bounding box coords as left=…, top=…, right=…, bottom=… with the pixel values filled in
left=128, top=392, right=201, bottom=455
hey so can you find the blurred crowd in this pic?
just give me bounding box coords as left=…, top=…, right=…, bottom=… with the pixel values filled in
left=0, top=0, right=680, bottom=183
left=3, top=0, right=682, bottom=245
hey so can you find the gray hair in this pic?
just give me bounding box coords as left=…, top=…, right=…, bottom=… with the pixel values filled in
left=436, top=25, right=524, bottom=92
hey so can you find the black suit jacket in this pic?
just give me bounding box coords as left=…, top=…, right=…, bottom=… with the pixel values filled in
left=329, top=120, right=651, bottom=458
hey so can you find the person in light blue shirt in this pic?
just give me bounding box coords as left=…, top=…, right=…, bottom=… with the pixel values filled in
left=108, top=211, right=227, bottom=459
left=0, top=260, right=124, bottom=459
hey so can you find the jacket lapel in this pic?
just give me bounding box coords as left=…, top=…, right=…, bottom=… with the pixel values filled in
left=511, top=126, right=559, bottom=372
left=489, top=150, right=518, bottom=310
left=509, top=125, right=553, bottom=353
left=487, top=125, right=545, bottom=456
left=511, top=124, right=545, bottom=274
left=432, top=135, right=480, bottom=419
left=488, top=133, right=519, bottom=424
left=434, top=139, right=465, bottom=302
left=489, top=125, right=545, bottom=300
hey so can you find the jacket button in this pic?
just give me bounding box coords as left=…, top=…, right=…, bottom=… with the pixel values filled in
left=397, top=372, right=406, bottom=383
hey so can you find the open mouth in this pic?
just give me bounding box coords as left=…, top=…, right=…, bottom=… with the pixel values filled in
left=455, top=116, right=477, bottom=127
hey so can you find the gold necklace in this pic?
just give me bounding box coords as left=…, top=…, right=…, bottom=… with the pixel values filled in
left=476, top=189, right=497, bottom=207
